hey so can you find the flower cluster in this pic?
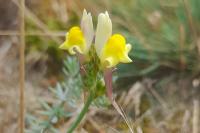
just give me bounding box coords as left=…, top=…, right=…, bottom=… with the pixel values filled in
left=59, top=10, right=133, bottom=132
left=59, top=10, right=132, bottom=69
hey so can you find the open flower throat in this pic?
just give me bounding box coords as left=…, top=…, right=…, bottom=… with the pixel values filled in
left=59, top=10, right=132, bottom=68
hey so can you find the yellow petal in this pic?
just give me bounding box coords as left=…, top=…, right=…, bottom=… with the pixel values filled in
left=67, top=27, right=85, bottom=46
left=100, top=34, right=132, bottom=68
left=59, top=26, right=86, bottom=55
left=120, top=43, right=132, bottom=63
left=120, top=53, right=132, bottom=63
left=59, top=41, right=68, bottom=50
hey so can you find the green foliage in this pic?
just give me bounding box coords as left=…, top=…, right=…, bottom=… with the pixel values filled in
left=26, top=57, right=81, bottom=133
left=191, top=0, right=200, bottom=20
left=108, top=0, right=200, bottom=83
left=26, top=56, right=110, bottom=132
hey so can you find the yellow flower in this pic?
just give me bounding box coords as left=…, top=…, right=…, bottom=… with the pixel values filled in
left=95, top=12, right=132, bottom=68
left=59, top=10, right=94, bottom=55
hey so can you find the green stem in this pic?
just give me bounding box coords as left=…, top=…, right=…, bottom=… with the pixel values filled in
left=67, top=91, right=94, bottom=133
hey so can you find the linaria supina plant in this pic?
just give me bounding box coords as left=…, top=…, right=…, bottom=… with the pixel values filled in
left=59, top=9, right=133, bottom=133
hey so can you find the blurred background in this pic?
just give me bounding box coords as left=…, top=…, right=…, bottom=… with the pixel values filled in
left=0, top=0, right=200, bottom=132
